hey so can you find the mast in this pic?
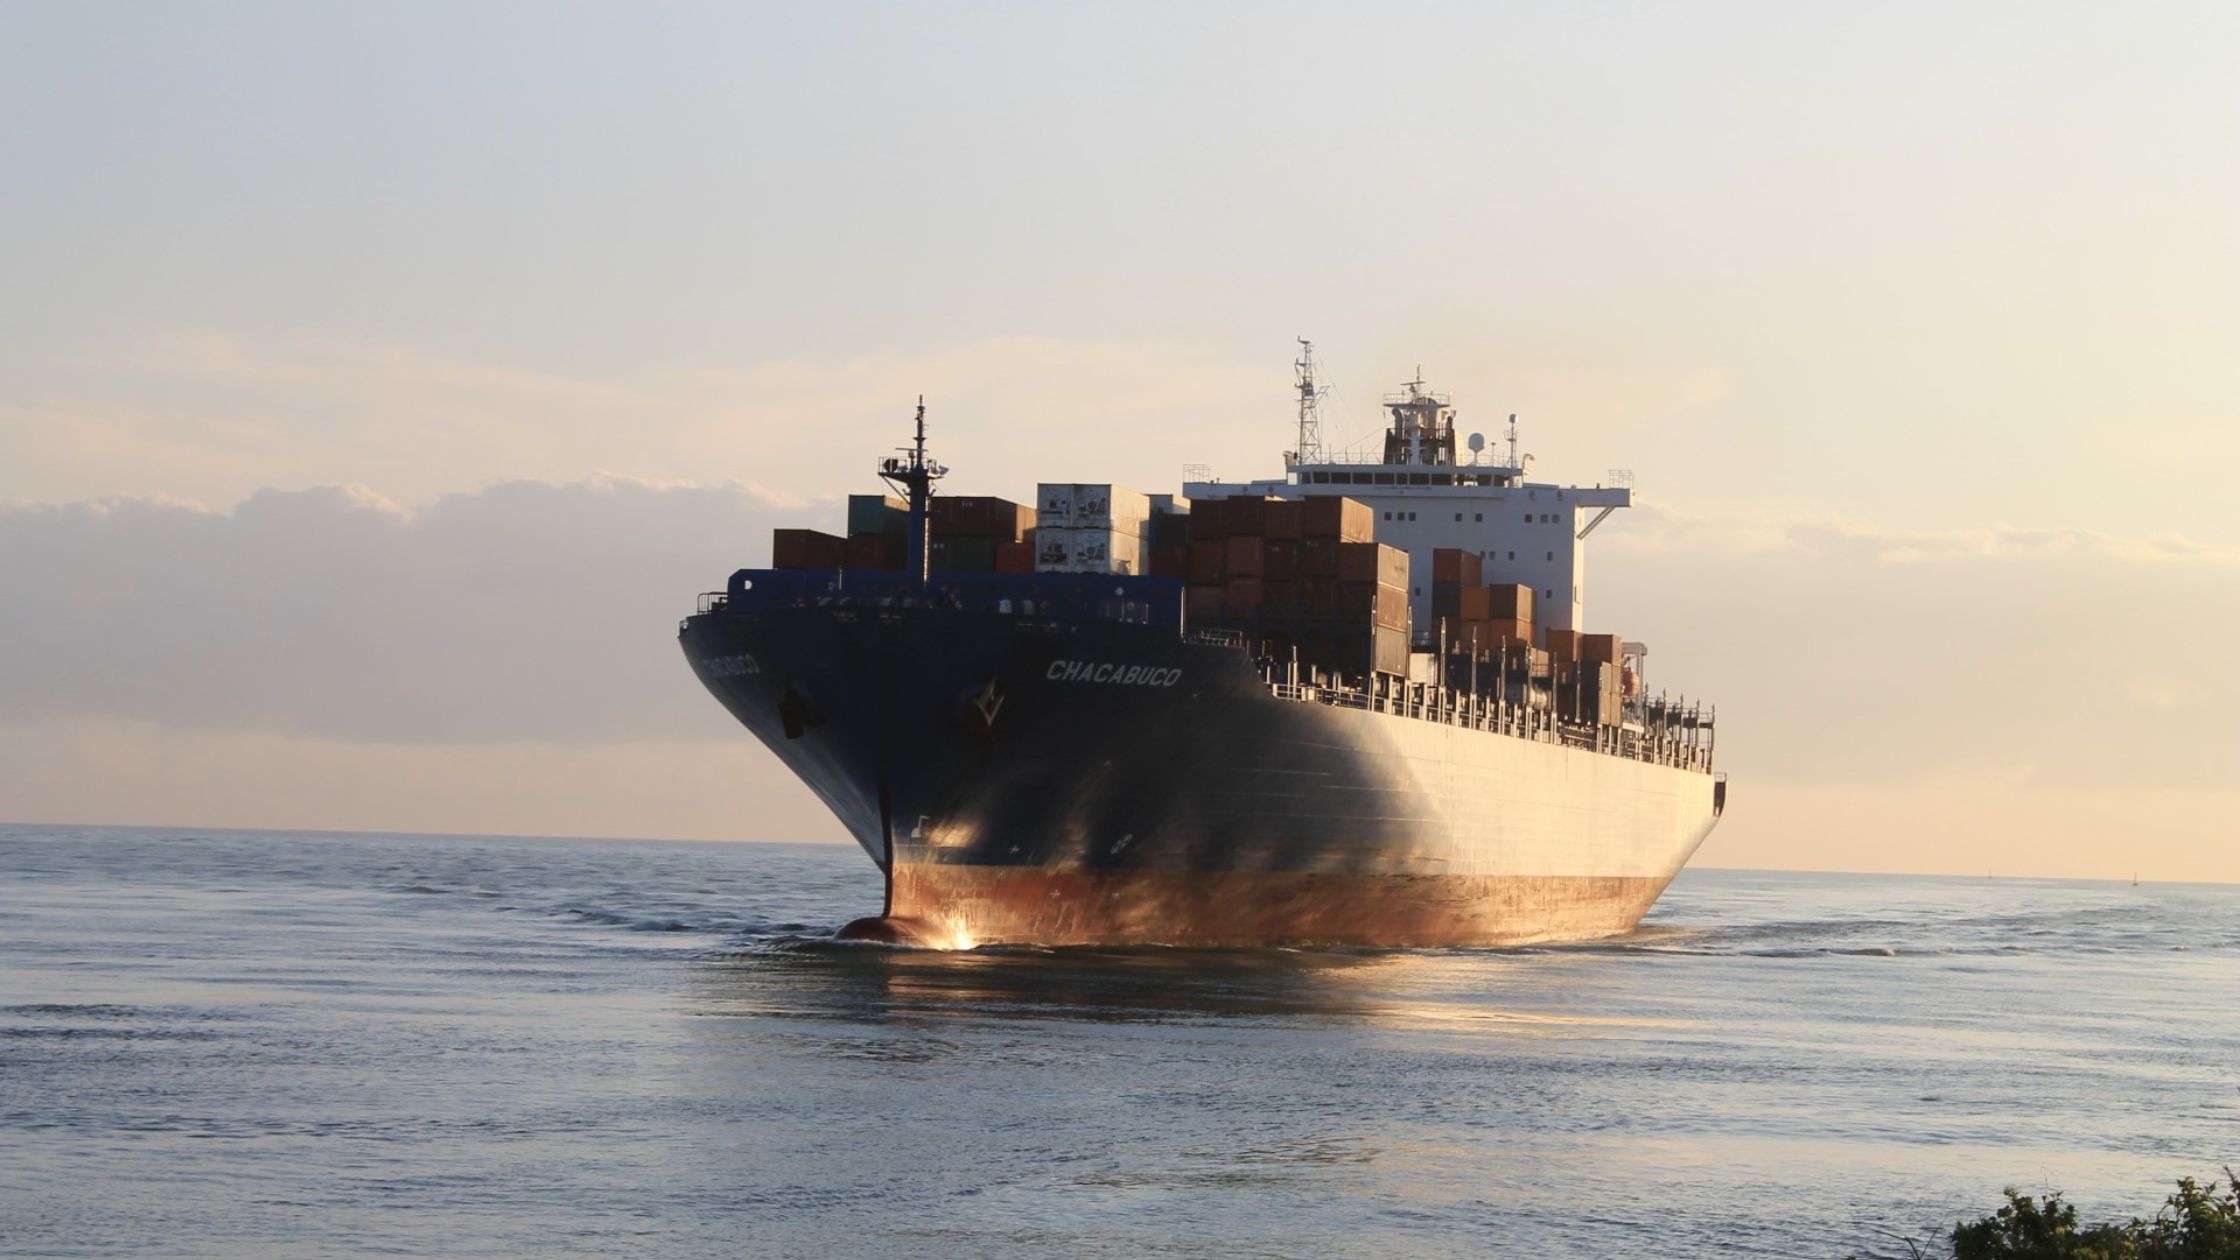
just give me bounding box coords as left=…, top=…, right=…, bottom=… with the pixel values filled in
left=878, top=396, right=946, bottom=585
left=1291, top=338, right=1327, bottom=468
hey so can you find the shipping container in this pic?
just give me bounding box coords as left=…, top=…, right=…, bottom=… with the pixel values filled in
left=1431, top=548, right=1484, bottom=586
left=931, top=495, right=1034, bottom=541
left=1545, top=628, right=1583, bottom=662
left=1188, top=497, right=1227, bottom=540
left=1431, top=581, right=1464, bottom=623
left=771, top=528, right=846, bottom=571
left=1338, top=581, right=1409, bottom=631
left=1337, top=541, right=1411, bottom=590
left=1296, top=578, right=1338, bottom=618
left=845, top=532, right=904, bottom=572
left=1070, top=483, right=1152, bottom=534
left=1221, top=495, right=1272, bottom=537
left=1458, top=585, right=1494, bottom=621
left=931, top=536, right=999, bottom=572
left=1036, top=483, right=1076, bottom=531
left=1265, top=538, right=1301, bottom=581
left=1301, top=495, right=1375, bottom=542
left=846, top=494, right=908, bottom=540
left=1068, top=527, right=1144, bottom=575
left=1149, top=509, right=1193, bottom=547
left=1148, top=543, right=1189, bottom=580
left=1581, top=633, right=1626, bottom=665
left=1225, top=535, right=1266, bottom=578
left=1485, top=583, right=1533, bottom=622
left=1224, top=576, right=1264, bottom=620
left=995, top=541, right=1034, bottom=574
left=1184, top=584, right=1225, bottom=626
left=1263, top=499, right=1303, bottom=540
left=1034, top=527, right=1074, bottom=572
left=1452, top=616, right=1532, bottom=651
left=1300, top=536, right=1340, bottom=578
left=1263, top=580, right=1300, bottom=617
left=1187, top=539, right=1225, bottom=585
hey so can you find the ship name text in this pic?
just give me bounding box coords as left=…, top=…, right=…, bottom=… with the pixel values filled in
left=701, top=654, right=762, bottom=678
left=1046, top=660, right=1181, bottom=687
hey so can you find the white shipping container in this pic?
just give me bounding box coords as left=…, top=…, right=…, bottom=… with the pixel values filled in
left=1067, top=527, right=1146, bottom=575
left=1070, top=483, right=1152, bottom=534
left=1035, top=483, right=1076, bottom=531
left=1034, top=526, right=1076, bottom=572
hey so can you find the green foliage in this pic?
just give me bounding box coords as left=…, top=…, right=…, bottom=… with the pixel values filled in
left=1874, top=1171, right=2240, bottom=1260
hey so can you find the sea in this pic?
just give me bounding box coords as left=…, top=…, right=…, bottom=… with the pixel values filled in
left=1, top=825, right=2232, bottom=1259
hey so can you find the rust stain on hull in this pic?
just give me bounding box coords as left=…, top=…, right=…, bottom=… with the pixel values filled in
left=888, top=864, right=1675, bottom=949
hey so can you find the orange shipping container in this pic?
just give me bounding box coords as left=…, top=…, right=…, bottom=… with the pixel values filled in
left=1337, top=541, right=1409, bottom=589
left=1301, top=495, right=1374, bottom=542
left=1581, top=633, right=1625, bottom=665
left=1545, top=628, right=1583, bottom=662
left=772, top=528, right=845, bottom=570
left=1431, top=548, right=1483, bottom=586
left=1485, top=583, right=1533, bottom=622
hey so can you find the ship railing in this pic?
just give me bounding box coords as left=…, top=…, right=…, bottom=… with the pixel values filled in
left=696, top=591, right=729, bottom=615
left=1185, top=627, right=1248, bottom=649
left=1263, top=675, right=1716, bottom=774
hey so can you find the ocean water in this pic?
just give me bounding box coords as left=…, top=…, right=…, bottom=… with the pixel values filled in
left=1, top=826, right=2232, bottom=1259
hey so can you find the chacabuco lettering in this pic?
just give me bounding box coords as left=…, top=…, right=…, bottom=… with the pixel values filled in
left=1044, top=659, right=1181, bottom=687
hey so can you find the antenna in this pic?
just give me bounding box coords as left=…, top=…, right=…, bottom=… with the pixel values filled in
left=878, top=395, right=947, bottom=585
left=1292, top=338, right=1328, bottom=467
left=1506, top=413, right=1519, bottom=470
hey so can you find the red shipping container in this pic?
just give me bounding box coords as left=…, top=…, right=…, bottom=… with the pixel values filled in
left=1300, top=537, right=1340, bottom=578
left=1545, top=628, right=1582, bottom=661
left=1185, top=584, right=1226, bottom=626
left=1264, top=538, right=1300, bottom=580
left=1224, top=576, right=1264, bottom=620
left=845, top=532, right=902, bottom=572
left=1189, top=498, right=1226, bottom=541
left=1431, top=548, right=1483, bottom=586
left=1458, top=586, right=1492, bottom=621
left=1297, top=578, right=1338, bottom=617
left=1301, top=495, right=1374, bottom=542
left=772, top=528, right=845, bottom=570
left=1262, top=500, right=1302, bottom=540
left=1263, top=580, right=1300, bottom=616
left=1187, top=540, right=1226, bottom=584
left=1148, top=543, right=1189, bottom=579
left=1222, top=495, right=1272, bottom=537
left=1225, top=535, right=1266, bottom=577
left=994, top=541, right=1034, bottom=573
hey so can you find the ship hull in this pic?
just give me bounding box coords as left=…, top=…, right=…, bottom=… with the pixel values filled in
left=681, top=598, right=1719, bottom=948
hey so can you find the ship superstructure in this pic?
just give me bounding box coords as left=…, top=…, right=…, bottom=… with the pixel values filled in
left=679, top=346, right=1724, bottom=949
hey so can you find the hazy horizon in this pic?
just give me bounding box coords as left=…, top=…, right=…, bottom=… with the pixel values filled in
left=4, top=3, right=2233, bottom=882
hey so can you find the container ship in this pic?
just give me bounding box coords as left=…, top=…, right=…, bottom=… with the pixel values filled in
left=679, top=344, right=1724, bottom=948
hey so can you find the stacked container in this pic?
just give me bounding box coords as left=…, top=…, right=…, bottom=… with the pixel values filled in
left=1185, top=493, right=1407, bottom=679
left=1033, top=482, right=1154, bottom=574
left=839, top=494, right=907, bottom=572
left=928, top=495, right=1034, bottom=573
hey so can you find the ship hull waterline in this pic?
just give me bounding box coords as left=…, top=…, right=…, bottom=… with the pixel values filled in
left=681, top=602, right=1720, bottom=950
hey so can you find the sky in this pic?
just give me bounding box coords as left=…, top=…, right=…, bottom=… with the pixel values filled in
left=2, top=2, right=2234, bottom=880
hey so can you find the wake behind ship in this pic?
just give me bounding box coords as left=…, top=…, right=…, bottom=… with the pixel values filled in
left=680, top=346, right=1724, bottom=948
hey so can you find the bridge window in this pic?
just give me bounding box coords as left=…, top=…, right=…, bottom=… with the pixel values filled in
left=1474, top=513, right=1482, bottom=522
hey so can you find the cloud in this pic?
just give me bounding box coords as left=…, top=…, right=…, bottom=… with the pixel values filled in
left=0, top=476, right=798, bottom=744
left=1592, top=507, right=2240, bottom=794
